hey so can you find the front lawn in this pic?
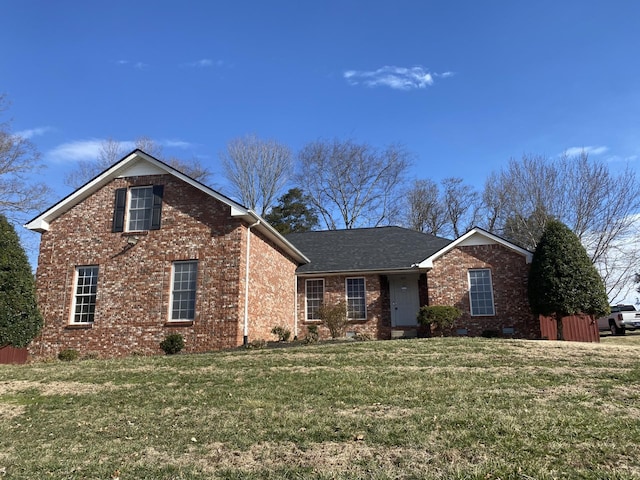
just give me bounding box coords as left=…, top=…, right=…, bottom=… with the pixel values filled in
left=1, top=338, right=639, bottom=479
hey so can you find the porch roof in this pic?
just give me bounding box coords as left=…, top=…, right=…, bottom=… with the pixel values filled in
left=286, top=226, right=452, bottom=275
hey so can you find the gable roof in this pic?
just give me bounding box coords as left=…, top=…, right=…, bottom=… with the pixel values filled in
left=25, top=149, right=309, bottom=264
left=418, top=227, right=533, bottom=268
left=286, top=226, right=452, bottom=275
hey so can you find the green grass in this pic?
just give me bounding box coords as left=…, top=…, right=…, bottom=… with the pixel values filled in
left=1, top=337, right=640, bottom=479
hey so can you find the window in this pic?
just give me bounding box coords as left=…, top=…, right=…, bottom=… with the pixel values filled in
left=170, top=261, right=198, bottom=321
left=71, top=266, right=99, bottom=324
left=468, top=269, right=495, bottom=316
left=305, top=279, right=324, bottom=321
left=128, top=186, right=154, bottom=231
left=346, top=277, right=366, bottom=320
left=112, top=185, right=164, bottom=233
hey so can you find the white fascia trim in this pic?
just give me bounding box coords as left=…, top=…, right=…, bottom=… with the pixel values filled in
left=418, top=227, right=533, bottom=268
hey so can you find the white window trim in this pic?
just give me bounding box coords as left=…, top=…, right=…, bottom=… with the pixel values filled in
left=69, top=265, right=99, bottom=325
left=126, top=185, right=153, bottom=232
left=468, top=268, right=496, bottom=317
left=168, top=260, right=198, bottom=322
left=345, top=277, right=367, bottom=321
left=305, top=278, right=324, bottom=322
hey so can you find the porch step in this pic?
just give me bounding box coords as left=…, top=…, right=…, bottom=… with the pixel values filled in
left=391, top=328, right=418, bottom=339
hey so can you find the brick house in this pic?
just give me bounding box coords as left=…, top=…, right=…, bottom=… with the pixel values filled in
left=25, top=150, right=538, bottom=358
left=25, top=150, right=308, bottom=358
left=287, top=226, right=539, bottom=340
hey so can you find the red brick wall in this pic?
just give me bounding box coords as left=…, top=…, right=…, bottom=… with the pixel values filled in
left=426, top=244, right=540, bottom=338
left=30, top=174, right=298, bottom=358
left=242, top=226, right=298, bottom=343
left=295, top=274, right=389, bottom=340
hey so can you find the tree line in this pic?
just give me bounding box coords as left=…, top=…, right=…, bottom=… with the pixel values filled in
left=1, top=94, right=639, bottom=303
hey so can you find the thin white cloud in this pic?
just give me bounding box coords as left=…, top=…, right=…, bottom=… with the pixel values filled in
left=182, top=59, right=225, bottom=68
left=48, top=137, right=194, bottom=163
left=605, top=154, right=638, bottom=163
left=162, top=139, right=193, bottom=148
left=115, top=60, right=149, bottom=70
left=563, top=145, right=609, bottom=157
left=186, top=59, right=213, bottom=68
left=344, top=66, right=451, bottom=91
left=48, top=139, right=104, bottom=163
left=15, top=126, right=53, bottom=139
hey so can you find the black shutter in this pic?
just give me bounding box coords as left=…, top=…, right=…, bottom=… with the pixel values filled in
left=150, top=185, right=164, bottom=230
left=112, top=188, right=127, bottom=232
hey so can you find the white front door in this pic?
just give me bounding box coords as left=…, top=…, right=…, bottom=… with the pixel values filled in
left=389, top=274, right=420, bottom=327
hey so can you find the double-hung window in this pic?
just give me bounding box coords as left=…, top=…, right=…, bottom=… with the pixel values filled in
left=305, top=279, right=324, bottom=321
left=71, top=266, right=99, bottom=324
left=346, top=277, right=366, bottom=320
left=112, top=185, right=164, bottom=233
left=468, top=269, right=495, bottom=316
left=128, top=186, right=154, bottom=231
left=170, top=261, right=198, bottom=321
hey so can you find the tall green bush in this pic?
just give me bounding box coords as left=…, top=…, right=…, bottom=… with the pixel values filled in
left=0, top=214, right=43, bottom=347
left=528, top=219, right=609, bottom=340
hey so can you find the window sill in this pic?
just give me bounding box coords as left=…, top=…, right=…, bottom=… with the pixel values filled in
left=164, top=321, right=194, bottom=327
left=66, top=323, right=93, bottom=330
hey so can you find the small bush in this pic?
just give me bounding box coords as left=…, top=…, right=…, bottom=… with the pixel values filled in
left=160, top=334, right=185, bottom=355
left=304, top=325, right=319, bottom=344
left=246, top=339, right=266, bottom=350
left=354, top=332, right=372, bottom=342
left=271, top=325, right=291, bottom=342
left=417, top=305, right=461, bottom=336
left=58, top=349, right=79, bottom=362
left=318, top=301, right=348, bottom=339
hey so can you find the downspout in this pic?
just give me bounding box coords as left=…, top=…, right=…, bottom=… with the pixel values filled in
left=243, top=220, right=260, bottom=346
left=294, top=275, right=299, bottom=340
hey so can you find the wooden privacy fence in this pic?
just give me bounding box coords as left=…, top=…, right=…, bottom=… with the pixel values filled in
left=0, top=345, right=28, bottom=364
left=539, top=314, right=600, bottom=343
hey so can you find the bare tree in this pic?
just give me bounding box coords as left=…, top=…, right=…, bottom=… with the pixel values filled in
left=483, top=152, right=640, bottom=301
left=65, top=137, right=211, bottom=188
left=405, top=179, right=446, bottom=235
left=297, top=138, right=410, bottom=229
left=441, top=177, right=480, bottom=237
left=220, top=134, right=292, bottom=216
left=0, top=94, right=51, bottom=222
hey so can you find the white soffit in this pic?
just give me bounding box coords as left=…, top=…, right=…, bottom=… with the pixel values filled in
left=116, top=160, right=166, bottom=178
left=457, top=235, right=498, bottom=247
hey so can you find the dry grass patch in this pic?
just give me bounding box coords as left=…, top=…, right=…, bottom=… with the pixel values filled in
left=0, top=379, right=128, bottom=396
left=1, top=338, right=639, bottom=479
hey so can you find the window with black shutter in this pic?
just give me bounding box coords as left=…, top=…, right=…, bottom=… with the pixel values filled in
left=112, top=185, right=164, bottom=232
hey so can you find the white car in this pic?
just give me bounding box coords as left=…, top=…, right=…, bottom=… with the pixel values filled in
left=597, top=305, right=640, bottom=335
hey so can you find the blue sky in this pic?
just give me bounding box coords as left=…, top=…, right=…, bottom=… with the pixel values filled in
left=3, top=0, right=640, bottom=210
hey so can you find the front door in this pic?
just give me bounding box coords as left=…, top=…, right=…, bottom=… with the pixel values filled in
left=389, top=274, right=420, bottom=327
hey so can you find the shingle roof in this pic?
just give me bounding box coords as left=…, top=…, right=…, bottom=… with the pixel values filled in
left=286, top=226, right=452, bottom=274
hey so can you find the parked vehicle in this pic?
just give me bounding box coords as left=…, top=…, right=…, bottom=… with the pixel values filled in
left=597, top=305, right=640, bottom=335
